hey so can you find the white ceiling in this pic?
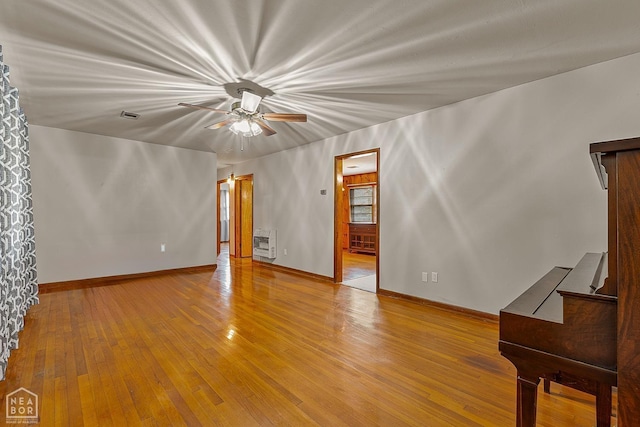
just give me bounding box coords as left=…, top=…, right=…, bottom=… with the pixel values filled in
left=2, top=0, right=640, bottom=168
left=343, top=152, right=377, bottom=176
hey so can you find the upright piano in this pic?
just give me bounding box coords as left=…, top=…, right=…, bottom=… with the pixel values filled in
left=499, top=137, right=640, bottom=427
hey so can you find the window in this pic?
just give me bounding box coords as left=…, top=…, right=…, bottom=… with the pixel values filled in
left=350, top=185, right=375, bottom=223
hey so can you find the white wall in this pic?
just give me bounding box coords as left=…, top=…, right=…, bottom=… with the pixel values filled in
left=220, top=52, right=640, bottom=314
left=30, top=126, right=217, bottom=283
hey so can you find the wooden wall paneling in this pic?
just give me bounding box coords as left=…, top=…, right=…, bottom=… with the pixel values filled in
left=344, top=172, right=377, bottom=186
left=342, top=188, right=349, bottom=250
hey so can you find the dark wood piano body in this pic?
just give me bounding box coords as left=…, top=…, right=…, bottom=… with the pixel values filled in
left=499, top=137, right=640, bottom=427
left=500, top=253, right=617, bottom=426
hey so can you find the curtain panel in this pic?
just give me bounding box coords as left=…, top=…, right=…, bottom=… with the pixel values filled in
left=0, top=45, right=39, bottom=381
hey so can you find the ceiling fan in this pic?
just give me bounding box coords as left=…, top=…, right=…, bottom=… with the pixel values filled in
left=179, top=90, right=307, bottom=137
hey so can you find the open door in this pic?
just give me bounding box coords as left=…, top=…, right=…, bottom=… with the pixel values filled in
left=334, top=157, right=344, bottom=282
left=237, top=176, right=253, bottom=258
left=228, top=174, right=254, bottom=258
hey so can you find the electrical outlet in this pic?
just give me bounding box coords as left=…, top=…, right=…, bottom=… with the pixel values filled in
left=432, top=272, right=438, bottom=283
left=161, top=243, right=166, bottom=252
left=283, top=248, right=288, bottom=256
left=421, top=272, right=429, bottom=282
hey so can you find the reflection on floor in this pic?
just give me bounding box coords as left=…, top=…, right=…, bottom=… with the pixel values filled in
left=342, top=275, right=376, bottom=293
left=219, top=241, right=229, bottom=259
left=342, top=250, right=376, bottom=293
left=221, top=243, right=377, bottom=292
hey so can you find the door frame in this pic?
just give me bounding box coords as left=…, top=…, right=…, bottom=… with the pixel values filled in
left=216, top=179, right=226, bottom=257
left=334, top=148, right=380, bottom=291
left=219, top=173, right=254, bottom=258
left=234, top=174, right=253, bottom=258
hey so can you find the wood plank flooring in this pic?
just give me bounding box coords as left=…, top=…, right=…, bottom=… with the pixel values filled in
left=342, top=250, right=376, bottom=281
left=1, top=251, right=612, bottom=426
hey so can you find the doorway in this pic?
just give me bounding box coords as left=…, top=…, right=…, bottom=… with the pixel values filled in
left=334, top=149, right=379, bottom=292
left=216, top=179, right=227, bottom=257
left=220, top=182, right=230, bottom=240
left=218, top=174, right=254, bottom=259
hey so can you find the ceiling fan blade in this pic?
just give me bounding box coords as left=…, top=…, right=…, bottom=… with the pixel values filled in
left=240, top=91, right=262, bottom=113
left=204, top=118, right=235, bottom=130
left=262, top=113, right=307, bottom=122
left=178, top=102, right=228, bottom=114
left=255, top=119, right=277, bottom=136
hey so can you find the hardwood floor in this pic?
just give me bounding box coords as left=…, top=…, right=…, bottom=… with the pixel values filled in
left=1, top=251, right=612, bottom=426
left=342, top=249, right=376, bottom=281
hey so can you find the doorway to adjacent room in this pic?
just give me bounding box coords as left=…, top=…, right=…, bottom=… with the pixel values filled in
left=217, top=174, right=253, bottom=259
left=334, top=149, right=379, bottom=293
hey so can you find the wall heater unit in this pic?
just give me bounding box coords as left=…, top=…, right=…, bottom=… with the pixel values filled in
left=253, top=229, right=276, bottom=259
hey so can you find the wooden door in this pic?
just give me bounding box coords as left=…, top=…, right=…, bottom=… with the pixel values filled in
left=228, top=174, right=253, bottom=258
left=228, top=178, right=236, bottom=257
left=216, top=180, right=222, bottom=257
left=334, top=157, right=344, bottom=282
left=238, top=177, right=253, bottom=258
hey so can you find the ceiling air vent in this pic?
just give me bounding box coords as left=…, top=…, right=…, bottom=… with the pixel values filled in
left=120, top=110, right=140, bottom=120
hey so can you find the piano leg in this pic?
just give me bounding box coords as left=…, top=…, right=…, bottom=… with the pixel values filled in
left=516, top=373, right=540, bottom=427
left=541, top=373, right=612, bottom=427
left=595, top=382, right=612, bottom=427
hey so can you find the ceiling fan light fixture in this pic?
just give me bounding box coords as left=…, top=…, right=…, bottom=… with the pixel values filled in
left=229, top=119, right=262, bottom=137
left=179, top=85, right=306, bottom=139
left=240, top=90, right=262, bottom=113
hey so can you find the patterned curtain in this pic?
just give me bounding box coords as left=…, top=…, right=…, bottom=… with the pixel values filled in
left=0, top=45, right=39, bottom=381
